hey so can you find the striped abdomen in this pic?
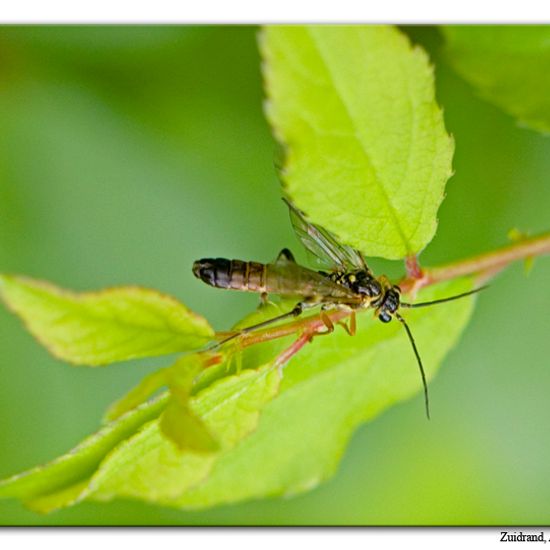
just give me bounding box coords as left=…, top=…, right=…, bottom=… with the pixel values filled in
left=193, top=258, right=268, bottom=292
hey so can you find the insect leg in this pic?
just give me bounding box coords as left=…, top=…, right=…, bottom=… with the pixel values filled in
left=273, top=330, right=312, bottom=377
left=349, top=311, right=356, bottom=336
left=259, top=292, right=271, bottom=306
left=275, top=248, right=296, bottom=263
left=337, top=311, right=357, bottom=336
left=319, top=311, right=334, bottom=334
left=216, top=301, right=314, bottom=347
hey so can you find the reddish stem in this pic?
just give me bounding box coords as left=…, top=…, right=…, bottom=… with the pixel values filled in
left=400, top=230, right=550, bottom=294
left=215, top=230, right=550, bottom=351
left=204, top=354, right=223, bottom=368
left=405, top=255, right=424, bottom=280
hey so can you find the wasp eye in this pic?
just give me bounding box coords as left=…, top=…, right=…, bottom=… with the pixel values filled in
left=378, top=311, right=392, bottom=323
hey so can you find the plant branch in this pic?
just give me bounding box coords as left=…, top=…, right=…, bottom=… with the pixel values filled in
left=400, top=230, right=550, bottom=294
left=214, top=230, right=550, bottom=353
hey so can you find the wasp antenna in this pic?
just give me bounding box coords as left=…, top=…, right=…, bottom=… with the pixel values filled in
left=395, top=313, right=430, bottom=420
left=401, top=285, right=489, bottom=309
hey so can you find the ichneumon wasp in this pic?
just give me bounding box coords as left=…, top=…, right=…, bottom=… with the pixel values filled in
left=193, top=198, right=485, bottom=418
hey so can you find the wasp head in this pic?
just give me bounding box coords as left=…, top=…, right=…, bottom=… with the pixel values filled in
left=377, top=286, right=401, bottom=323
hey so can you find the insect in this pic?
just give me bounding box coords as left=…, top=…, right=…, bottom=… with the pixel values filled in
left=193, top=198, right=484, bottom=419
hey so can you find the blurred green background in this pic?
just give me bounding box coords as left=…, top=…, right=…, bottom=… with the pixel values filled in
left=0, top=26, right=549, bottom=525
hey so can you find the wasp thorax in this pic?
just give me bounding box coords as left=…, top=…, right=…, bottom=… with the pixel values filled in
left=346, top=271, right=382, bottom=298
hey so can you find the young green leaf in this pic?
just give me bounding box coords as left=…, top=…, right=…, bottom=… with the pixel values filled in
left=261, top=25, right=454, bottom=260
left=160, top=400, right=219, bottom=453
left=0, top=274, right=214, bottom=366
left=83, top=364, right=281, bottom=505
left=0, top=278, right=476, bottom=512
left=160, top=354, right=220, bottom=453
left=105, top=354, right=222, bottom=452
left=93, top=278, right=476, bottom=509
left=104, top=352, right=222, bottom=423
left=104, top=368, right=169, bottom=422
left=0, top=361, right=281, bottom=512
left=442, top=26, right=550, bottom=133
left=173, top=278, right=477, bottom=509
left=0, top=394, right=167, bottom=505
left=25, top=480, right=91, bottom=515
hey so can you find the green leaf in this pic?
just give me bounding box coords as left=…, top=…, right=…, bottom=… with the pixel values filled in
left=0, top=274, right=214, bottom=366
left=173, top=278, right=477, bottom=509
left=160, top=354, right=220, bottom=453
left=94, top=278, right=475, bottom=510
left=104, top=368, right=169, bottom=422
left=84, top=364, right=281, bottom=505
left=103, top=353, right=212, bottom=423
left=0, top=278, right=476, bottom=512
left=261, top=25, right=454, bottom=260
left=25, top=480, right=91, bottom=515
left=160, top=400, right=219, bottom=454
left=0, top=361, right=281, bottom=511
left=442, top=25, right=550, bottom=133
left=105, top=354, right=222, bottom=452
left=0, top=394, right=168, bottom=510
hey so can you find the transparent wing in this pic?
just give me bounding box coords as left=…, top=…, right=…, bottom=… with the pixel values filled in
left=283, top=197, right=367, bottom=272
left=267, top=260, right=361, bottom=303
